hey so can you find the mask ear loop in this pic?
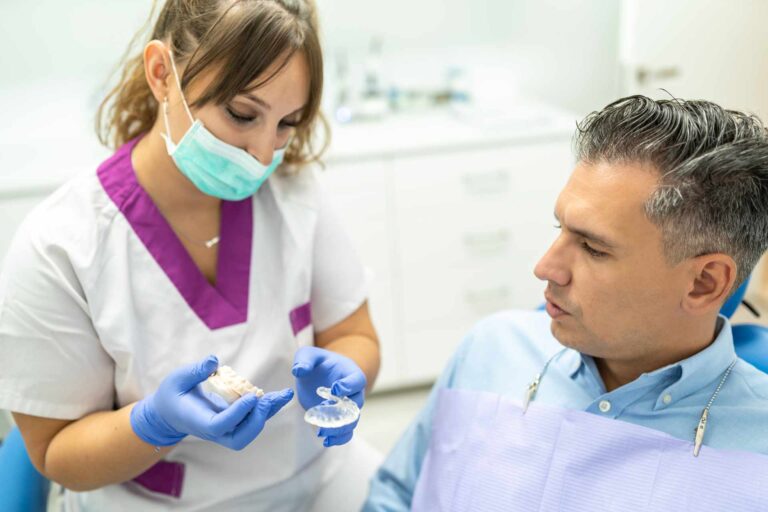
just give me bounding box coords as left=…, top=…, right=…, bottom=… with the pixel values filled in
left=161, top=48, right=196, bottom=151
left=160, top=97, right=175, bottom=152
left=167, top=49, right=195, bottom=123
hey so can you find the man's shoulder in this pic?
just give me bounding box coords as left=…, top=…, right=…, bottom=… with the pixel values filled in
left=695, top=359, right=768, bottom=456
left=448, top=309, right=563, bottom=392
left=466, top=309, right=561, bottom=354
left=732, top=358, right=768, bottom=401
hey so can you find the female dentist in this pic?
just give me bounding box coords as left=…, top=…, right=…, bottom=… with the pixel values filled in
left=0, top=0, right=380, bottom=510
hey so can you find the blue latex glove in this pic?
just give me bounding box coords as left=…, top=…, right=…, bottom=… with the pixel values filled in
left=292, top=346, right=366, bottom=447
left=131, top=355, right=294, bottom=450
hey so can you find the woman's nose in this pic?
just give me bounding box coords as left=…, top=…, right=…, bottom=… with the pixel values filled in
left=247, top=143, right=275, bottom=166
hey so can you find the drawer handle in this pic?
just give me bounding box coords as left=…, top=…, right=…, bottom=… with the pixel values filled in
left=460, top=170, right=509, bottom=195
left=464, top=286, right=511, bottom=311
left=462, top=230, right=511, bottom=256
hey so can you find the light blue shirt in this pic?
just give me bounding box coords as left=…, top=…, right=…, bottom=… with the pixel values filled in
left=363, top=310, right=768, bottom=511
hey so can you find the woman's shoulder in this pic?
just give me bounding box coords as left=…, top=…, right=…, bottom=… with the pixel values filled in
left=266, top=164, right=324, bottom=211
left=8, top=169, right=116, bottom=269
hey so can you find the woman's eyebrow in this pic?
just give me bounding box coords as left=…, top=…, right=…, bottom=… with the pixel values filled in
left=238, top=93, right=306, bottom=117
left=240, top=92, right=271, bottom=110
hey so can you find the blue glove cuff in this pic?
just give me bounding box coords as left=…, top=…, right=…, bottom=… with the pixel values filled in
left=130, top=398, right=187, bottom=447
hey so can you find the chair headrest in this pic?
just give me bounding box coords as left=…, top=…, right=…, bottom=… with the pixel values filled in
left=721, top=277, right=750, bottom=318
left=733, top=323, right=768, bottom=374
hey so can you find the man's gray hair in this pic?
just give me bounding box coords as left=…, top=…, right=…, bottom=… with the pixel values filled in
left=575, top=95, right=768, bottom=291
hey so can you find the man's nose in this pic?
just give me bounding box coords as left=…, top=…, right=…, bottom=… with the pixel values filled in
left=534, top=239, right=571, bottom=287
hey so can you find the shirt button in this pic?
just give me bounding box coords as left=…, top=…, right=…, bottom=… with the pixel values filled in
left=598, top=400, right=612, bottom=413
left=662, top=394, right=672, bottom=405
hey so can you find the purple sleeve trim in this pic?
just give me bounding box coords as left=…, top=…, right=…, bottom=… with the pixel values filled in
left=289, top=302, right=312, bottom=336
left=132, top=460, right=185, bottom=498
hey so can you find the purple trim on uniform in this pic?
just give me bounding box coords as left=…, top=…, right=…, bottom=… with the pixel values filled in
left=132, top=460, right=185, bottom=498
left=290, top=302, right=312, bottom=335
left=97, top=137, right=252, bottom=330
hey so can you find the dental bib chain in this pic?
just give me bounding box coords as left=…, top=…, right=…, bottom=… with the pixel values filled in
left=522, top=348, right=566, bottom=413
left=523, top=350, right=737, bottom=457
left=693, top=359, right=736, bottom=456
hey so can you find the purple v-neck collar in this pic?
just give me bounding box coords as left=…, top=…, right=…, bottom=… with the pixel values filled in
left=97, top=137, right=252, bottom=330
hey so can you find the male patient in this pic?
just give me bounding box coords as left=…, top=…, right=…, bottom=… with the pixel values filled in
left=363, top=96, right=768, bottom=511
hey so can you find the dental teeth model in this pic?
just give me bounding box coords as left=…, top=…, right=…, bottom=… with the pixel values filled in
left=202, top=365, right=264, bottom=404
left=304, top=387, right=360, bottom=428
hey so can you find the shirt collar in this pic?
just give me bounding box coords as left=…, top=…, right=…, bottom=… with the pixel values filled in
left=559, top=315, right=737, bottom=406
left=654, top=315, right=736, bottom=408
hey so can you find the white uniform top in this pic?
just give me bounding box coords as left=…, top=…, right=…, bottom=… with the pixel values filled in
left=0, top=137, right=368, bottom=510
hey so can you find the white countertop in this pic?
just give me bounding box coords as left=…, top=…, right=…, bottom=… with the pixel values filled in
left=324, top=102, right=576, bottom=163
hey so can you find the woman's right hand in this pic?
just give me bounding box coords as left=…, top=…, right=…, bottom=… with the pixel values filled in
left=130, top=355, right=293, bottom=450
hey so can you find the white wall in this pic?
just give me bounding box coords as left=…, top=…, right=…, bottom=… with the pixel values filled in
left=0, top=1, right=621, bottom=121
left=0, top=1, right=151, bottom=86
left=0, top=0, right=153, bottom=188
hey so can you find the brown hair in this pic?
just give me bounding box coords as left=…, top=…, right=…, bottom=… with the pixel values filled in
left=96, top=0, right=328, bottom=168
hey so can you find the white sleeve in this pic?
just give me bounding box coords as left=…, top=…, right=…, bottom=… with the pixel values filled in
left=0, top=213, right=114, bottom=420
left=310, top=186, right=369, bottom=332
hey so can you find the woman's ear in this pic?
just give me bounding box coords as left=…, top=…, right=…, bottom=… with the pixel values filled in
left=682, top=254, right=737, bottom=316
left=143, top=40, right=171, bottom=103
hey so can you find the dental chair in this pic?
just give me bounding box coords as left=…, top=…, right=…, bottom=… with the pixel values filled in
left=0, top=421, right=50, bottom=511
left=1, top=282, right=766, bottom=512
left=719, top=278, right=768, bottom=372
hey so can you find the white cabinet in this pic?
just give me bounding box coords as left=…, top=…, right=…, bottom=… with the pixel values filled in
left=393, top=142, right=571, bottom=384
left=317, top=159, right=403, bottom=390
left=323, top=136, right=574, bottom=390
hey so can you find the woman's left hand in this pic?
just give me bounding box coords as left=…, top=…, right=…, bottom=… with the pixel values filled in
left=292, top=346, right=366, bottom=447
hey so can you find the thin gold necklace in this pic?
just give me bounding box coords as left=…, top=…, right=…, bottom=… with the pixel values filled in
left=163, top=213, right=220, bottom=249
left=175, top=229, right=220, bottom=249
left=154, top=202, right=220, bottom=249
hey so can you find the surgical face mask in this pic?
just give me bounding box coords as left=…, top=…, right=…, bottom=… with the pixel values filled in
left=160, top=51, right=288, bottom=201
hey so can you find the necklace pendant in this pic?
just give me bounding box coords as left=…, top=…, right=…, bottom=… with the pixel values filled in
left=205, top=236, right=220, bottom=249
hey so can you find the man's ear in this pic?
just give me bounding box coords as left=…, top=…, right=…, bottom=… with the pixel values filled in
left=144, top=40, right=172, bottom=103
left=682, top=254, right=737, bottom=316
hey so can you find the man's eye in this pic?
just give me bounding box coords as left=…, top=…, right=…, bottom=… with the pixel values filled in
left=225, top=106, right=256, bottom=124
left=581, top=241, right=607, bottom=258
left=553, top=223, right=562, bottom=229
